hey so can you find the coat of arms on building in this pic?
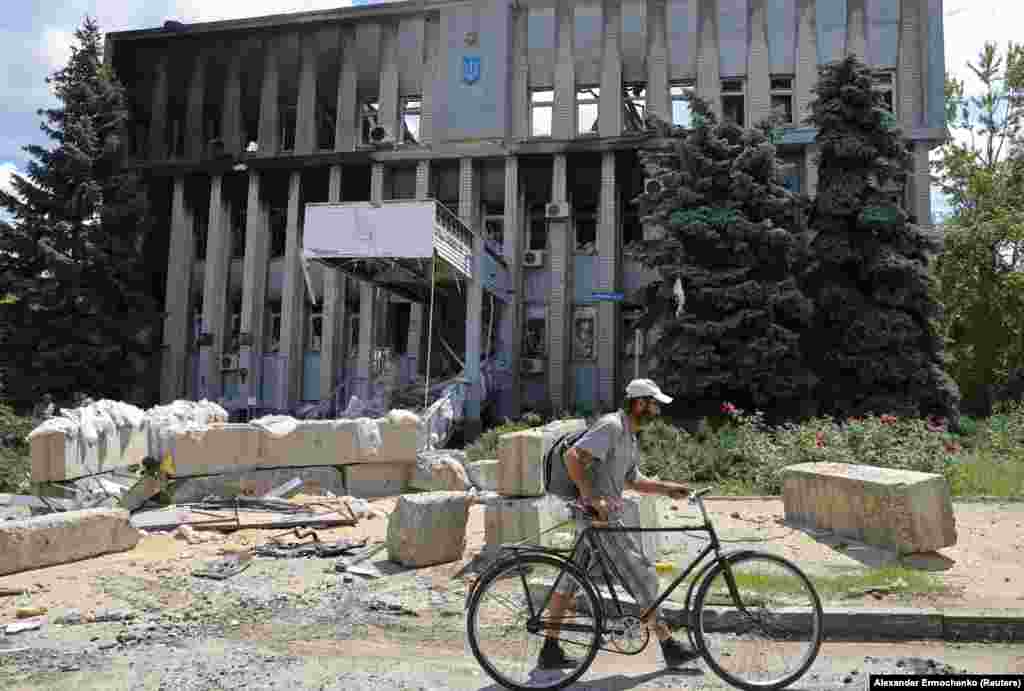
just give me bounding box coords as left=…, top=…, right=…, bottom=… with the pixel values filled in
left=462, top=56, right=481, bottom=84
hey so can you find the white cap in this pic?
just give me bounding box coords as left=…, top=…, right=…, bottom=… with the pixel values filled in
left=625, top=379, right=673, bottom=404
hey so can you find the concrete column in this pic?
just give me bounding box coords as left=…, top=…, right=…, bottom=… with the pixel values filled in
left=258, top=37, right=281, bottom=156
left=321, top=165, right=348, bottom=402
left=279, top=172, right=305, bottom=407
left=221, top=51, right=243, bottom=155
left=460, top=158, right=483, bottom=438
left=356, top=282, right=375, bottom=400
left=645, top=0, right=670, bottom=123
left=415, top=160, right=430, bottom=199
left=420, top=16, right=438, bottom=146
left=846, top=0, right=868, bottom=60
left=553, top=0, right=576, bottom=139
left=161, top=177, right=194, bottom=402
left=696, top=0, right=722, bottom=120
left=407, top=301, right=424, bottom=377
left=897, top=0, right=923, bottom=129
left=804, top=143, right=820, bottom=198
left=597, top=152, right=618, bottom=409
left=335, top=26, right=359, bottom=152
left=511, top=8, right=530, bottom=141
left=794, top=0, right=818, bottom=125
left=148, top=54, right=169, bottom=161
left=909, top=142, right=932, bottom=226
left=240, top=171, right=269, bottom=405
left=185, top=51, right=206, bottom=160
left=747, top=0, right=771, bottom=125
left=200, top=175, right=234, bottom=400
left=295, top=32, right=319, bottom=156
left=371, top=163, right=385, bottom=204
left=599, top=0, right=623, bottom=137
left=549, top=154, right=571, bottom=412
left=379, top=21, right=401, bottom=142
left=501, top=156, right=522, bottom=416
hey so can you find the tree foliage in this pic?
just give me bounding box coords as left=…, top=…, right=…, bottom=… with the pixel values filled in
left=634, top=100, right=817, bottom=424
left=933, top=42, right=1024, bottom=414
left=0, top=17, right=163, bottom=411
left=801, top=55, right=959, bottom=424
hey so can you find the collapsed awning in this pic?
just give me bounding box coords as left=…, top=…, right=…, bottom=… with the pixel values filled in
left=302, top=200, right=511, bottom=304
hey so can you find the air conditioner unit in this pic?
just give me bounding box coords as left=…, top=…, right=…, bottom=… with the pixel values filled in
left=221, top=353, right=240, bottom=371
left=522, top=250, right=546, bottom=268
left=521, top=358, right=546, bottom=375
left=644, top=178, right=664, bottom=196
left=369, top=125, right=395, bottom=145
left=545, top=201, right=570, bottom=219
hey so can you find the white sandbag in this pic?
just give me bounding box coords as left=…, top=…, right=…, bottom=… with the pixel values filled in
left=353, top=418, right=382, bottom=457
left=386, top=409, right=420, bottom=427
left=250, top=415, right=299, bottom=438
left=26, top=416, right=77, bottom=441
left=79, top=406, right=99, bottom=445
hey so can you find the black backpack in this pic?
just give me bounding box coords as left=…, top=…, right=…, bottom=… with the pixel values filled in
left=543, top=428, right=588, bottom=498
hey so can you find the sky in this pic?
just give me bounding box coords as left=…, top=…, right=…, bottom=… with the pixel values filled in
left=1, top=0, right=1022, bottom=222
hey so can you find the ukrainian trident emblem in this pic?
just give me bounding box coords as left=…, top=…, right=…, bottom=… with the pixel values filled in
left=462, top=56, right=481, bottom=84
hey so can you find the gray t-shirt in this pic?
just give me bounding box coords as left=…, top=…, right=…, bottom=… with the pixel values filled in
left=547, top=411, right=643, bottom=499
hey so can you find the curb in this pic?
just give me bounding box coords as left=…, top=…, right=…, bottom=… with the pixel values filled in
left=627, top=599, right=1024, bottom=643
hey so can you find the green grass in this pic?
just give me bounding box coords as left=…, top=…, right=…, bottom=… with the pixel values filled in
left=947, top=448, right=1024, bottom=497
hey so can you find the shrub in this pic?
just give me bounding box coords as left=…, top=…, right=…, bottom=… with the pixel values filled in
left=0, top=404, right=34, bottom=493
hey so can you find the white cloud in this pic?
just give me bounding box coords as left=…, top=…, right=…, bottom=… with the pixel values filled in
left=39, top=27, right=75, bottom=73
left=944, top=2, right=1024, bottom=95
left=169, top=0, right=352, bottom=24
left=0, top=162, right=20, bottom=201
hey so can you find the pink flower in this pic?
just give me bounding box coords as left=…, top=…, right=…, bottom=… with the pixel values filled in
left=815, top=432, right=826, bottom=448
left=880, top=414, right=897, bottom=425
left=945, top=441, right=961, bottom=454
left=721, top=402, right=738, bottom=415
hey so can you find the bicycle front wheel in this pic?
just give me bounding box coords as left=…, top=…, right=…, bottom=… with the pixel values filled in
left=693, top=552, right=823, bottom=690
left=466, top=553, right=603, bottom=691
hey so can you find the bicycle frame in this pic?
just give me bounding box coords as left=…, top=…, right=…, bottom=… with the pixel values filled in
left=521, top=496, right=753, bottom=642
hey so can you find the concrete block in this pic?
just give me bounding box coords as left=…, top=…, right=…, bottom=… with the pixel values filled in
left=497, top=418, right=587, bottom=497
left=171, top=466, right=346, bottom=502
left=31, top=425, right=148, bottom=483
left=371, top=419, right=419, bottom=463
left=386, top=491, right=470, bottom=567
left=782, top=462, right=957, bottom=554
left=466, top=459, right=499, bottom=492
left=409, top=450, right=471, bottom=492
left=261, top=420, right=356, bottom=468
left=172, top=424, right=262, bottom=476
left=0, top=508, right=139, bottom=576
left=345, top=462, right=412, bottom=498
left=484, top=495, right=574, bottom=550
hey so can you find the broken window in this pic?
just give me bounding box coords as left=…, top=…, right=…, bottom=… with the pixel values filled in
left=483, top=202, right=505, bottom=253
left=623, top=84, right=647, bottom=132
left=269, top=208, right=286, bottom=258
left=194, top=213, right=208, bottom=260
left=721, top=79, right=745, bottom=127
left=266, top=303, right=282, bottom=353
left=574, top=205, right=597, bottom=253
left=670, top=81, right=695, bottom=127
left=873, top=71, right=895, bottom=112
left=529, top=204, right=548, bottom=250
left=577, top=86, right=599, bottom=135
left=280, top=104, right=297, bottom=151
left=402, top=97, right=421, bottom=144
left=307, top=305, right=323, bottom=352
left=361, top=98, right=380, bottom=145
left=231, top=202, right=246, bottom=259
left=770, top=76, right=794, bottom=125
left=531, top=89, right=554, bottom=137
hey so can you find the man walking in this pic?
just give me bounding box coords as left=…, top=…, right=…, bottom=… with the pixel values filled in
left=542, top=378, right=699, bottom=669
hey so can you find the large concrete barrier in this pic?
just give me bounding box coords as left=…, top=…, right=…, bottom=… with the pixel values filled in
left=0, top=508, right=139, bottom=575
left=172, top=424, right=264, bottom=476
left=497, top=419, right=587, bottom=497
left=386, top=492, right=471, bottom=567
left=781, top=462, right=957, bottom=554
left=31, top=425, right=148, bottom=483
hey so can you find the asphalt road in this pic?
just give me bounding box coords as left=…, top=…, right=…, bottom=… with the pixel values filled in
left=2, top=634, right=1022, bottom=691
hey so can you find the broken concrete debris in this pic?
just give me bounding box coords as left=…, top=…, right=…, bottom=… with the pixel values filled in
left=192, top=555, right=253, bottom=580
left=5, top=617, right=44, bottom=634
left=386, top=492, right=471, bottom=568
left=0, top=508, right=139, bottom=576
left=409, top=449, right=471, bottom=492
left=465, top=459, right=499, bottom=492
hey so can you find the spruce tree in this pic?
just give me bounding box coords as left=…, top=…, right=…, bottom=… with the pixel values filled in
left=635, top=101, right=817, bottom=423
left=801, top=55, right=960, bottom=423
left=0, top=17, right=162, bottom=410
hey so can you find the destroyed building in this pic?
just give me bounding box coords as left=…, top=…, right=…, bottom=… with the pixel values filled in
left=105, top=0, right=948, bottom=434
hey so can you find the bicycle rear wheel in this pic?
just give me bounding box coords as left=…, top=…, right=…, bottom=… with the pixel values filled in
left=693, top=552, right=823, bottom=690
left=466, top=553, right=602, bottom=691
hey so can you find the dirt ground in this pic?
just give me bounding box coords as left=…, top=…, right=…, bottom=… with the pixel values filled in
left=1, top=494, right=1022, bottom=625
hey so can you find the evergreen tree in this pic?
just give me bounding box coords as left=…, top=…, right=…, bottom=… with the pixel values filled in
left=0, top=17, right=162, bottom=410
left=635, top=101, right=817, bottom=423
left=801, top=55, right=960, bottom=423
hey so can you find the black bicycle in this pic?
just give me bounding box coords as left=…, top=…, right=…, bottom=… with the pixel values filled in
left=465, top=487, right=823, bottom=691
